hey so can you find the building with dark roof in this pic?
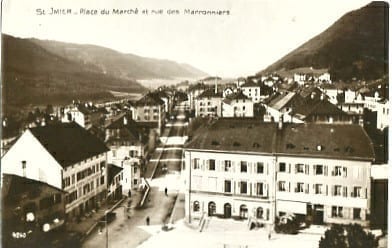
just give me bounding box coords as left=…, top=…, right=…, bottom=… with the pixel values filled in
left=2, top=173, right=66, bottom=247
left=195, top=88, right=223, bottom=117
left=132, top=92, right=166, bottom=136
left=1, top=122, right=110, bottom=219
left=222, top=91, right=254, bottom=118
left=105, top=115, right=146, bottom=192
left=183, top=118, right=374, bottom=227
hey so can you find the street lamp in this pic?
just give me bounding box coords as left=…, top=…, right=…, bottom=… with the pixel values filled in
left=98, top=210, right=109, bottom=248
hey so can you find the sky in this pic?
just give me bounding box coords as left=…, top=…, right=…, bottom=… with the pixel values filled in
left=2, top=0, right=371, bottom=78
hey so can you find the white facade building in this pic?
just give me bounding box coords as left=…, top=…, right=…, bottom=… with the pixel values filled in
left=183, top=119, right=374, bottom=226
left=1, top=122, right=109, bottom=219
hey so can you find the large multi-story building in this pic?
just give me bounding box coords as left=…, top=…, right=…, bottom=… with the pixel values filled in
left=183, top=119, right=374, bottom=227
left=1, top=122, right=109, bottom=220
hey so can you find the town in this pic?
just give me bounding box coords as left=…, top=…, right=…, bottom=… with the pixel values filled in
left=1, top=67, right=388, bottom=247
left=1, top=1, right=389, bottom=248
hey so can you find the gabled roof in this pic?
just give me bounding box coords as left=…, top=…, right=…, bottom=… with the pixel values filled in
left=185, top=119, right=374, bottom=161
left=105, top=116, right=146, bottom=143
left=197, top=88, right=222, bottom=99
left=275, top=123, right=374, bottom=160
left=269, top=92, right=296, bottom=110
left=186, top=119, right=277, bottom=154
left=241, top=81, right=259, bottom=88
left=29, top=122, right=109, bottom=168
left=107, top=164, right=123, bottom=185
left=135, top=92, right=165, bottom=106
left=305, top=100, right=348, bottom=117
left=224, top=91, right=250, bottom=101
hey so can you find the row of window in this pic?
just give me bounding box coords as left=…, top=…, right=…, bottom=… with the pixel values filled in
left=279, top=163, right=349, bottom=177
left=193, top=159, right=265, bottom=174
left=332, top=206, right=361, bottom=220
left=278, top=181, right=365, bottom=198
left=66, top=176, right=105, bottom=204
left=223, top=180, right=268, bottom=197
left=75, top=162, right=105, bottom=182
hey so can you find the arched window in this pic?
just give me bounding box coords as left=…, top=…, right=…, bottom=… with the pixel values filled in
left=256, top=207, right=263, bottom=219
left=193, top=201, right=200, bottom=212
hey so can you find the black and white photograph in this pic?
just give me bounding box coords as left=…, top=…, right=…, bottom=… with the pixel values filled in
left=1, top=0, right=389, bottom=247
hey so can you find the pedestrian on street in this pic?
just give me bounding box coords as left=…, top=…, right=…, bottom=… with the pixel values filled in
left=268, top=231, right=271, bottom=240
left=128, top=190, right=132, bottom=198
left=146, top=216, right=150, bottom=226
left=164, top=187, right=168, bottom=196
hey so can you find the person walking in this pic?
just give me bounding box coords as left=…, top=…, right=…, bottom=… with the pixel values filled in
left=146, top=216, right=150, bottom=226
left=128, top=190, right=132, bottom=198
left=164, top=187, right=168, bottom=196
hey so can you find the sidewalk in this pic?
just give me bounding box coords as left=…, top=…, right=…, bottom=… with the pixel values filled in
left=66, top=189, right=143, bottom=238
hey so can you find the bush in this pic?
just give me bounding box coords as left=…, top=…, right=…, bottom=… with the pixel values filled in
left=319, top=224, right=378, bottom=248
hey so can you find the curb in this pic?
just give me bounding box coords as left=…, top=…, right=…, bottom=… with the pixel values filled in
left=168, top=192, right=182, bottom=225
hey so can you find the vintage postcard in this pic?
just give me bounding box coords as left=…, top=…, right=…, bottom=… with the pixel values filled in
left=1, top=0, right=389, bottom=247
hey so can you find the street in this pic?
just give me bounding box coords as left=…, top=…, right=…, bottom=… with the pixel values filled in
left=82, top=103, right=188, bottom=248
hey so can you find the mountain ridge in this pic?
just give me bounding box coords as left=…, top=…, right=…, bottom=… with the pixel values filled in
left=258, top=1, right=388, bottom=81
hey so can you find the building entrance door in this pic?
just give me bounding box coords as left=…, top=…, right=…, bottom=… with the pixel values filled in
left=313, top=205, right=324, bottom=225
left=224, top=203, right=231, bottom=218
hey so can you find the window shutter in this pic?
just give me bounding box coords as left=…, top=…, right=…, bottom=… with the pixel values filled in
left=249, top=182, right=252, bottom=195
left=254, top=182, right=257, bottom=196
left=325, top=185, right=328, bottom=196
left=313, top=165, right=316, bottom=175
left=288, top=164, right=291, bottom=173
left=305, top=164, right=309, bottom=175
left=288, top=182, right=291, bottom=192
left=343, top=167, right=347, bottom=177
left=324, top=166, right=328, bottom=176
left=306, top=184, right=309, bottom=193
left=266, top=163, right=269, bottom=175
left=264, top=183, right=268, bottom=197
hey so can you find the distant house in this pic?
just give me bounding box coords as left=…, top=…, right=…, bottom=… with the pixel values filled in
left=265, top=88, right=357, bottom=125
left=187, top=83, right=207, bottom=111
left=1, top=122, right=109, bottom=220
left=222, top=87, right=234, bottom=98
left=195, top=88, right=223, bottom=117
left=105, top=115, right=146, bottom=192
left=240, top=81, right=261, bottom=103
left=107, top=164, right=123, bottom=201
left=2, top=173, right=66, bottom=247
left=222, top=91, right=254, bottom=118
left=61, top=103, right=102, bottom=129
left=292, top=67, right=331, bottom=85
left=133, top=92, right=166, bottom=136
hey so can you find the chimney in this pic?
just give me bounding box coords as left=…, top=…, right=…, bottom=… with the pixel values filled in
left=278, top=115, right=283, bottom=130
left=215, top=77, right=218, bottom=94
left=123, top=116, right=128, bottom=125
left=22, top=161, right=26, bottom=177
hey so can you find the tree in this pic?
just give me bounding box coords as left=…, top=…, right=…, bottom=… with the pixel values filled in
left=319, top=224, right=378, bottom=248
